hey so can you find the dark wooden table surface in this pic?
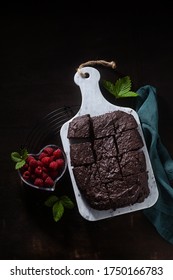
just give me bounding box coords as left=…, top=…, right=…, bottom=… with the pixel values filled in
left=1, top=3, right=173, bottom=260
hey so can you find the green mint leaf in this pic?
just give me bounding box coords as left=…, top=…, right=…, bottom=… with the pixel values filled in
left=102, top=80, right=118, bottom=98
left=15, top=160, right=26, bottom=170
left=117, top=90, right=139, bottom=98
left=52, top=201, right=64, bottom=222
left=11, top=152, right=23, bottom=163
left=103, top=76, right=139, bottom=99
left=11, top=148, right=29, bottom=170
left=60, top=195, right=74, bottom=209
left=21, top=148, right=28, bottom=160
left=44, top=195, right=59, bottom=208
left=115, top=76, right=131, bottom=97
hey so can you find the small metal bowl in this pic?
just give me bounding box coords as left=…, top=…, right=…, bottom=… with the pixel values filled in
left=18, top=144, right=67, bottom=191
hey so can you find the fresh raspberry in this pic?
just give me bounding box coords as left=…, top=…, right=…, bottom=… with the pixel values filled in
left=37, top=160, right=43, bottom=167
left=34, top=178, right=44, bottom=187
left=50, top=155, right=55, bottom=161
left=27, top=166, right=32, bottom=173
left=42, top=172, right=48, bottom=181
left=29, top=158, right=38, bottom=168
left=35, top=166, right=42, bottom=176
left=26, top=155, right=35, bottom=163
left=49, top=161, right=58, bottom=171
left=21, top=163, right=28, bottom=172
left=42, top=166, right=48, bottom=173
left=43, top=147, right=54, bottom=156
left=56, top=158, right=64, bottom=168
left=41, top=156, right=51, bottom=166
left=38, top=152, right=47, bottom=160
left=53, top=148, right=62, bottom=159
left=23, top=170, right=30, bottom=180
left=45, top=176, right=54, bottom=187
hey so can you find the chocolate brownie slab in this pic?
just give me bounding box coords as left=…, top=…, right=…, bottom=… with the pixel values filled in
left=94, top=136, right=117, bottom=160
left=68, top=110, right=150, bottom=211
left=67, top=114, right=91, bottom=138
left=91, top=112, right=115, bottom=138
left=70, top=142, right=95, bottom=167
left=119, top=150, right=146, bottom=176
left=116, top=128, right=144, bottom=155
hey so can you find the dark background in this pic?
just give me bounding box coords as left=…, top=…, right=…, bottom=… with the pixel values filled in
left=1, top=2, right=173, bottom=259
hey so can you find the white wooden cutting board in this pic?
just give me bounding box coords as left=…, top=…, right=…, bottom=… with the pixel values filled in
left=60, top=66, right=159, bottom=221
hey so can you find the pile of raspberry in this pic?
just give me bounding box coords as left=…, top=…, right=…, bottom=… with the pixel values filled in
left=20, top=145, right=66, bottom=188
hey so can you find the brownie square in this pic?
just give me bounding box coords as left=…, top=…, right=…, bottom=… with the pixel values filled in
left=85, top=183, right=111, bottom=210
left=116, top=128, right=144, bottom=155
left=94, top=136, right=117, bottom=160
left=111, top=110, right=138, bottom=135
left=91, top=112, right=115, bottom=138
left=107, top=171, right=149, bottom=209
left=73, top=164, right=100, bottom=192
left=73, top=165, right=91, bottom=192
left=119, top=150, right=146, bottom=176
left=124, top=172, right=149, bottom=203
left=70, top=142, right=95, bottom=166
left=97, top=157, right=122, bottom=183
left=67, top=114, right=91, bottom=138
left=73, top=164, right=110, bottom=210
left=107, top=179, right=130, bottom=209
left=134, top=172, right=150, bottom=203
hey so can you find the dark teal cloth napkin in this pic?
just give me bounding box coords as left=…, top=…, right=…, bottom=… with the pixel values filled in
left=136, top=85, right=173, bottom=245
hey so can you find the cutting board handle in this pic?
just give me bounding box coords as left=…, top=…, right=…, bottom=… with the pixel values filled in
left=74, top=67, right=118, bottom=115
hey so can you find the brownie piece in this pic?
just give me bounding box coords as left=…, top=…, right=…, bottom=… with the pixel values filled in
left=70, top=142, right=95, bottom=167
left=107, top=171, right=149, bottom=209
left=97, top=157, right=122, bottom=183
left=116, top=128, right=144, bottom=155
left=73, top=164, right=100, bottom=192
left=111, top=110, right=138, bottom=135
left=85, top=183, right=111, bottom=210
left=73, top=165, right=91, bottom=192
left=119, top=150, right=146, bottom=176
left=67, top=114, right=91, bottom=138
left=134, top=171, right=150, bottom=202
left=94, top=136, right=117, bottom=160
left=91, top=112, right=115, bottom=138
left=124, top=172, right=149, bottom=204
left=107, top=179, right=131, bottom=209
left=73, top=164, right=110, bottom=210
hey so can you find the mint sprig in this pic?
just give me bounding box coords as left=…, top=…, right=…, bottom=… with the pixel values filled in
left=44, top=195, right=74, bottom=222
left=102, top=76, right=139, bottom=99
left=11, top=148, right=28, bottom=170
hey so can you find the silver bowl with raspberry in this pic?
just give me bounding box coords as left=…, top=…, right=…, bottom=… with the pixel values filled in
left=18, top=144, right=67, bottom=191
